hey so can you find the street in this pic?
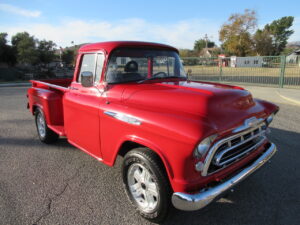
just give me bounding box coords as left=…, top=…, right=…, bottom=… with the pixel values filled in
left=0, top=86, right=299, bottom=225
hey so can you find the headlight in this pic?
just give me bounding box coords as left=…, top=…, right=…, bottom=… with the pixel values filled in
left=194, top=134, right=217, bottom=158
left=266, top=113, right=274, bottom=125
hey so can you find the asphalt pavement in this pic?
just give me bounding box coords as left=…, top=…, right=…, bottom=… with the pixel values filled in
left=0, top=86, right=299, bottom=225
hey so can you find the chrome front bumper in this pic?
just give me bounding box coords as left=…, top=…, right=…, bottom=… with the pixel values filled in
left=172, top=143, right=277, bottom=211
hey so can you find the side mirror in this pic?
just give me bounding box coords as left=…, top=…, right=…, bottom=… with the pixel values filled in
left=81, top=71, right=93, bottom=87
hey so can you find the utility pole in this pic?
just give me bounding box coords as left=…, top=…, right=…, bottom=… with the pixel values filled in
left=59, top=46, right=63, bottom=67
left=204, top=34, right=208, bottom=49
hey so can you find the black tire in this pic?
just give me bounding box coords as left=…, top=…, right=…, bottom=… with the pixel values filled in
left=35, top=108, right=59, bottom=144
left=122, top=148, right=172, bottom=223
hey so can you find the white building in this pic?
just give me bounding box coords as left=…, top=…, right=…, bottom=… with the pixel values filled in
left=286, top=49, right=300, bottom=65
left=230, top=56, right=263, bottom=68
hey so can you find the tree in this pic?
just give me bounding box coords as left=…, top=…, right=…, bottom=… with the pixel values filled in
left=0, top=33, right=8, bottom=51
left=219, top=9, right=257, bottom=56
left=0, top=33, right=16, bottom=65
left=253, top=29, right=273, bottom=55
left=265, top=16, right=294, bottom=55
left=11, top=32, right=38, bottom=65
left=253, top=16, right=294, bottom=55
left=37, top=40, right=56, bottom=64
left=0, top=33, right=8, bottom=61
left=61, top=44, right=81, bottom=66
left=62, top=49, right=75, bottom=65
left=178, top=49, right=198, bottom=57
left=194, top=39, right=215, bottom=52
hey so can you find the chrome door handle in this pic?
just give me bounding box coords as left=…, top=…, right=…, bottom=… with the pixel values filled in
left=69, top=86, right=79, bottom=90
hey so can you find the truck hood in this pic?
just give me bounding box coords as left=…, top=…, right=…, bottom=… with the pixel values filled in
left=108, top=80, right=271, bottom=132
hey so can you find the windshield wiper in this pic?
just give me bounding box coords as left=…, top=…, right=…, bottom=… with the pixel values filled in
left=137, top=76, right=187, bottom=83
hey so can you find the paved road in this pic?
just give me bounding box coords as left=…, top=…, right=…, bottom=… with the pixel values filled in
left=0, top=87, right=299, bottom=225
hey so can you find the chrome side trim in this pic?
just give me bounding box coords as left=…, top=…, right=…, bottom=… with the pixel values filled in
left=104, top=111, right=117, bottom=117
left=202, top=124, right=265, bottom=176
left=172, top=143, right=277, bottom=211
left=32, top=81, right=69, bottom=92
left=104, top=111, right=142, bottom=125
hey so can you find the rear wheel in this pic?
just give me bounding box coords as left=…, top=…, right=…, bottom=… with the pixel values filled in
left=122, top=148, right=171, bottom=223
left=35, top=108, right=59, bottom=144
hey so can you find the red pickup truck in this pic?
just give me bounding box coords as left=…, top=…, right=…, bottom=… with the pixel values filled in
left=27, top=41, right=279, bottom=222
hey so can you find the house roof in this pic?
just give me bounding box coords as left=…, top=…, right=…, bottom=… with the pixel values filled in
left=199, top=47, right=219, bottom=57
left=288, top=49, right=300, bottom=56
left=78, top=41, right=178, bottom=54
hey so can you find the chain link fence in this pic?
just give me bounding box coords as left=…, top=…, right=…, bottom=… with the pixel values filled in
left=0, top=66, right=74, bottom=82
left=183, top=55, right=300, bottom=89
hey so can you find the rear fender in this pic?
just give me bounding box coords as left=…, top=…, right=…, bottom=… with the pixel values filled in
left=28, top=87, right=64, bottom=126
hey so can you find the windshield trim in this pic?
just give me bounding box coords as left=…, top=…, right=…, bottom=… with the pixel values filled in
left=137, top=76, right=187, bottom=84
left=107, top=76, right=187, bottom=85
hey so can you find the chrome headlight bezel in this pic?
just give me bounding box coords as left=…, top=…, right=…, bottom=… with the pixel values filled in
left=194, top=134, right=217, bottom=159
left=266, top=113, right=274, bottom=125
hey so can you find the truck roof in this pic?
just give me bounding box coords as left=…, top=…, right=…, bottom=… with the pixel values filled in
left=78, top=41, right=178, bottom=54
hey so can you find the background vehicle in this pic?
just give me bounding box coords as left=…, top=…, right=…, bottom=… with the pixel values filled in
left=27, top=41, right=279, bottom=222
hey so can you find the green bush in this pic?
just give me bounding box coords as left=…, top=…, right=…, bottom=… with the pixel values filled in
left=0, top=68, right=23, bottom=81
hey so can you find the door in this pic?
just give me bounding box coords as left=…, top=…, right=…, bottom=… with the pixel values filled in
left=64, top=53, right=105, bottom=159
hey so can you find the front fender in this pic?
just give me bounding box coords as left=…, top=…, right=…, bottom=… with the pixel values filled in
left=114, top=135, right=174, bottom=179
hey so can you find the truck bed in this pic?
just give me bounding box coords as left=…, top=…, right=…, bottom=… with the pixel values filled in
left=28, top=78, right=73, bottom=136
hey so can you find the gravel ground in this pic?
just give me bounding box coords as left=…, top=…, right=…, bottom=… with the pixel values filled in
left=0, top=86, right=299, bottom=225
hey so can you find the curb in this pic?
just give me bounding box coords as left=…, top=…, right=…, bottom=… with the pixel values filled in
left=277, top=91, right=300, bottom=106
left=0, top=83, right=31, bottom=87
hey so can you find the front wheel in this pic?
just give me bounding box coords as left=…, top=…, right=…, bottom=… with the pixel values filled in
left=35, top=108, right=59, bottom=144
left=122, top=148, right=171, bottom=223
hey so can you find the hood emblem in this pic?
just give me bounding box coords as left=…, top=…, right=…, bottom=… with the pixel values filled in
left=245, top=117, right=260, bottom=127
left=233, top=117, right=264, bottom=133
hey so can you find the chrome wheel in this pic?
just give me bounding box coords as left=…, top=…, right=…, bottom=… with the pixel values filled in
left=127, top=163, right=159, bottom=212
left=37, top=112, right=46, bottom=138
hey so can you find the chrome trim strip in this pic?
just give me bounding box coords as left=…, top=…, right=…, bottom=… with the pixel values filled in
left=202, top=124, right=265, bottom=176
left=32, top=81, right=69, bottom=92
left=104, top=111, right=117, bottom=117
left=172, top=143, right=277, bottom=211
left=104, top=111, right=142, bottom=125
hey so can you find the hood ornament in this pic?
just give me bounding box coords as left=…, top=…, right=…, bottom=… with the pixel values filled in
left=233, top=116, right=264, bottom=133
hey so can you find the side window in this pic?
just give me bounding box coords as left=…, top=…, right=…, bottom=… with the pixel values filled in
left=95, top=54, right=105, bottom=83
left=78, top=54, right=96, bottom=83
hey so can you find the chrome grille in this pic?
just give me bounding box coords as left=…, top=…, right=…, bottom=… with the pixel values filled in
left=213, top=134, right=265, bottom=167
left=202, top=122, right=267, bottom=176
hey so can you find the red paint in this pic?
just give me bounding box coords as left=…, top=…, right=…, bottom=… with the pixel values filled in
left=27, top=41, right=279, bottom=193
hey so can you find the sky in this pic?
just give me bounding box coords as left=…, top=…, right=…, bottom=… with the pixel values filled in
left=0, top=0, right=299, bottom=49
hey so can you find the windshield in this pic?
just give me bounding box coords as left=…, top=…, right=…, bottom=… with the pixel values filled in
left=106, top=48, right=186, bottom=84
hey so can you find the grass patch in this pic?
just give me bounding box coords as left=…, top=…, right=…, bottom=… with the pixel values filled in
left=185, top=66, right=300, bottom=77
